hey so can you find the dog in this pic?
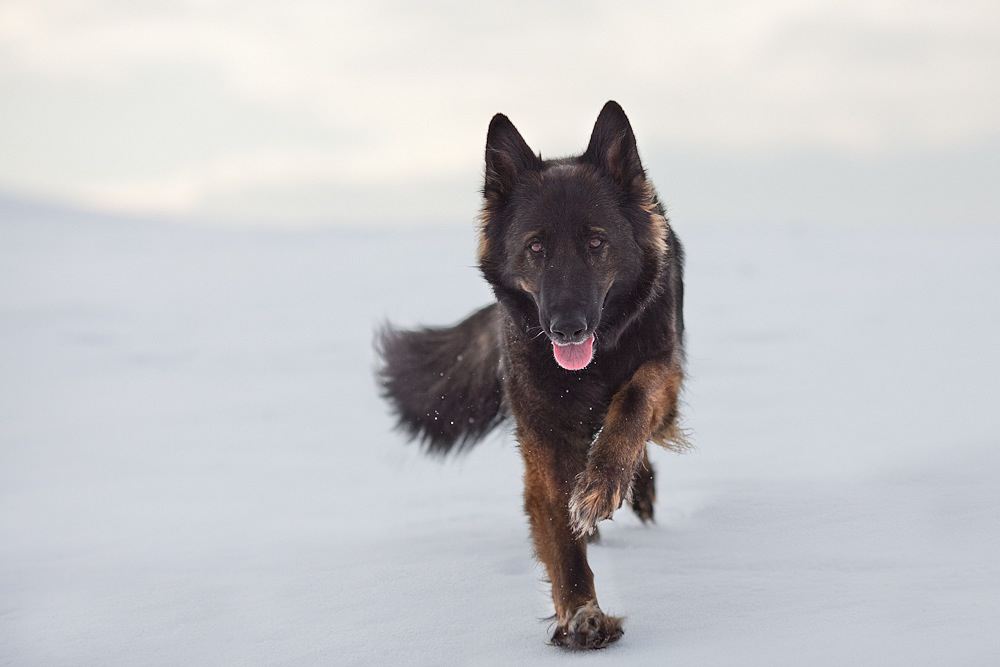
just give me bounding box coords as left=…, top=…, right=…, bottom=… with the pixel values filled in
left=377, top=101, right=687, bottom=650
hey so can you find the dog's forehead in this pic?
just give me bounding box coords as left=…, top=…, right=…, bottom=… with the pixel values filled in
left=529, top=163, right=613, bottom=222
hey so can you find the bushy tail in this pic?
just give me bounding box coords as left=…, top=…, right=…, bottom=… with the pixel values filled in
left=376, top=303, right=506, bottom=455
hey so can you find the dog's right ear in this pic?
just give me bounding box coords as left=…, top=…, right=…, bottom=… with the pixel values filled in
left=584, top=101, right=645, bottom=194
left=483, top=114, right=540, bottom=206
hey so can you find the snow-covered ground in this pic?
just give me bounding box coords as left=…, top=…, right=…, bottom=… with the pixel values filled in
left=2, top=211, right=999, bottom=665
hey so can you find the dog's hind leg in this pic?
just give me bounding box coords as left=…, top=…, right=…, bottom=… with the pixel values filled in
left=519, top=429, right=624, bottom=650
left=629, top=445, right=656, bottom=523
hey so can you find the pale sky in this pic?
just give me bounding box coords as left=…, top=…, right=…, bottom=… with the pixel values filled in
left=1, top=0, right=998, bottom=227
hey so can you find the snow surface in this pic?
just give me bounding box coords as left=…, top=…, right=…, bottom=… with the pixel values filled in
left=2, top=213, right=999, bottom=665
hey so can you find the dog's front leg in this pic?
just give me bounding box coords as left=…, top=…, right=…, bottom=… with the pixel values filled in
left=518, top=429, right=624, bottom=649
left=569, top=357, right=683, bottom=537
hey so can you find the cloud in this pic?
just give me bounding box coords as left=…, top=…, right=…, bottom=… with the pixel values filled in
left=1, top=0, right=998, bottom=224
left=72, top=145, right=482, bottom=226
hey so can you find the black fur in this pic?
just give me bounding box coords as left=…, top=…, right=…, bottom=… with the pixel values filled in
left=376, top=304, right=505, bottom=455
left=376, top=101, right=684, bottom=457
left=376, top=101, right=686, bottom=648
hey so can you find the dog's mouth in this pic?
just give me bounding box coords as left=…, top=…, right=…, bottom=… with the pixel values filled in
left=552, top=334, right=595, bottom=371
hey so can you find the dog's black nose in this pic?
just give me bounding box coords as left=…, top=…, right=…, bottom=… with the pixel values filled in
left=550, top=317, right=588, bottom=344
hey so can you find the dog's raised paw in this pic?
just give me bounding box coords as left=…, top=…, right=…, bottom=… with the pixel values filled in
left=568, top=468, right=627, bottom=537
left=551, top=601, right=624, bottom=650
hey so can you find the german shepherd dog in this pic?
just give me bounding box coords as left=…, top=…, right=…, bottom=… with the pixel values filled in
left=377, top=101, right=686, bottom=650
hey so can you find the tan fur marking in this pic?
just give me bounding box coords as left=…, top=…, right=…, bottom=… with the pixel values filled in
left=604, top=357, right=685, bottom=451
left=519, top=429, right=595, bottom=620
left=476, top=210, right=491, bottom=264
left=569, top=357, right=686, bottom=535
left=649, top=364, right=689, bottom=452
left=640, top=180, right=669, bottom=257
left=516, top=278, right=537, bottom=297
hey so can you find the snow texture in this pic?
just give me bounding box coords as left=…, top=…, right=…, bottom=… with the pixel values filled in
left=2, top=213, right=999, bottom=665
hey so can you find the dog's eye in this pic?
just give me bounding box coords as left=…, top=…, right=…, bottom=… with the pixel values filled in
left=589, top=237, right=604, bottom=249
left=529, top=241, right=544, bottom=254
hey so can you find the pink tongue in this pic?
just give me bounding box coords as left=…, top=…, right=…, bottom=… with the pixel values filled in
left=552, top=335, right=595, bottom=371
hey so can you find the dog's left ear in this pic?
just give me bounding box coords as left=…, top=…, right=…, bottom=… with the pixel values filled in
left=584, top=101, right=646, bottom=192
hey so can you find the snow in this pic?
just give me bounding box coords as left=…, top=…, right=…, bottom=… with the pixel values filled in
left=2, top=212, right=999, bottom=665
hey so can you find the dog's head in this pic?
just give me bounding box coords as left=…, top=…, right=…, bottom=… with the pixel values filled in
left=477, top=101, right=669, bottom=370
